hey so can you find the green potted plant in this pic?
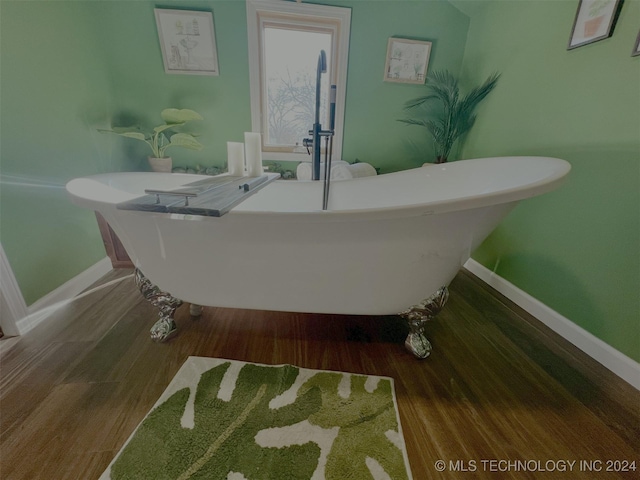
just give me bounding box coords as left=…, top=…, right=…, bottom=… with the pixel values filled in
left=399, top=70, right=500, bottom=163
left=100, top=108, right=204, bottom=172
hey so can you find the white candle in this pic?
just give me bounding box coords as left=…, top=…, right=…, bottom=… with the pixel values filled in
left=227, top=142, right=245, bottom=176
left=244, top=132, right=263, bottom=177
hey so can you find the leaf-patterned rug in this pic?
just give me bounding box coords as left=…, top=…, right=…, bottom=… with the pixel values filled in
left=100, top=357, right=413, bottom=480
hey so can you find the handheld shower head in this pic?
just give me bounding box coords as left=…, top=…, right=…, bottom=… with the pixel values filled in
left=308, top=49, right=330, bottom=182
left=314, top=50, right=327, bottom=126
left=318, top=49, right=327, bottom=73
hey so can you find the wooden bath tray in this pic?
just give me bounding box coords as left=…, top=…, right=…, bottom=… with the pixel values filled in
left=117, top=173, right=279, bottom=217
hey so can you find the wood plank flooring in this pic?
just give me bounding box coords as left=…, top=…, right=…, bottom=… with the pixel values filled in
left=1, top=268, right=638, bottom=479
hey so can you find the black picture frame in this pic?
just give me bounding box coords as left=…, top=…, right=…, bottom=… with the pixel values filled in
left=568, top=0, right=624, bottom=50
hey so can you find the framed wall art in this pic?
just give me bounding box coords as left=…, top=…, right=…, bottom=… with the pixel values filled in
left=383, top=37, right=432, bottom=84
left=567, top=0, right=624, bottom=50
left=155, top=8, right=219, bottom=75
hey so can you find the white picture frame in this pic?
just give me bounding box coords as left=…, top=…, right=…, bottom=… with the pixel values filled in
left=154, top=9, right=219, bottom=76
left=383, top=37, right=432, bottom=84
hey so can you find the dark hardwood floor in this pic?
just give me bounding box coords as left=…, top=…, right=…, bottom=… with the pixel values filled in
left=1, top=268, right=638, bottom=479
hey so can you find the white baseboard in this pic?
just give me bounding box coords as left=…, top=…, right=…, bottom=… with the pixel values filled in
left=0, top=243, right=28, bottom=336
left=464, top=258, right=640, bottom=391
left=16, top=257, right=113, bottom=335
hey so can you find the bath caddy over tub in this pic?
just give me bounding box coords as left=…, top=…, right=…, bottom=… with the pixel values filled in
left=66, top=156, right=570, bottom=358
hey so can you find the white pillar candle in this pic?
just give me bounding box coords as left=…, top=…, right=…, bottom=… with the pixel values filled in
left=244, top=132, right=263, bottom=177
left=227, top=142, right=245, bottom=176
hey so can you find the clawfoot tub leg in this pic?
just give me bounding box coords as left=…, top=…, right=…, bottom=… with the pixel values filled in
left=134, top=268, right=183, bottom=342
left=399, top=286, right=449, bottom=359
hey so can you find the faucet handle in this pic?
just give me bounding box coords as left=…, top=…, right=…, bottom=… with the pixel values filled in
left=302, top=137, right=313, bottom=155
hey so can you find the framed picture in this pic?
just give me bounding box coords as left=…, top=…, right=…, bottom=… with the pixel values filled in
left=383, top=38, right=432, bottom=84
left=568, top=0, right=624, bottom=50
left=633, top=30, right=640, bottom=57
left=154, top=8, right=219, bottom=76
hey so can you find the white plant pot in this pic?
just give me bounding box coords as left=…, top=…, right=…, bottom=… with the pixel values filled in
left=148, top=156, right=172, bottom=173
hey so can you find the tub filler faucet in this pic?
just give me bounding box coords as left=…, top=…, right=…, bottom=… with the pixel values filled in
left=303, top=50, right=336, bottom=210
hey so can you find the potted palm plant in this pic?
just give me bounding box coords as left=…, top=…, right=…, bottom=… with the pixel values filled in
left=100, top=108, right=204, bottom=172
left=399, top=70, right=500, bottom=163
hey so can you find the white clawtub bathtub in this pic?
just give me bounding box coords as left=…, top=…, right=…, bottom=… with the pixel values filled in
left=67, top=156, right=570, bottom=357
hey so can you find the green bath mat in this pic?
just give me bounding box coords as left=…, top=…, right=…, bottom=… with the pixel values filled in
left=100, top=357, right=413, bottom=480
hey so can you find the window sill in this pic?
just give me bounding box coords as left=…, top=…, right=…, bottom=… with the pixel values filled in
left=262, top=151, right=315, bottom=163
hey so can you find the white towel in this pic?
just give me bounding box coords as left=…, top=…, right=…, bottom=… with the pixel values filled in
left=296, top=161, right=347, bottom=181
left=346, top=162, right=377, bottom=178
left=296, top=161, right=376, bottom=181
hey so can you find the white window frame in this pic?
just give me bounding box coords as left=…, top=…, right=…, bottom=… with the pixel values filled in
left=246, top=0, right=351, bottom=162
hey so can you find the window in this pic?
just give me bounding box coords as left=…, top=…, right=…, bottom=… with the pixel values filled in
left=246, top=0, right=351, bottom=161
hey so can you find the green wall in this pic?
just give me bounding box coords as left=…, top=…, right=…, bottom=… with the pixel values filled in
left=86, top=0, right=253, bottom=172
left=0, top=0, right=468, bottom=305
left=336, top=0, right=470, bottom=172
left=457, top=0, right=640, bottom=362
left=1, top=1, right=115, bottom=305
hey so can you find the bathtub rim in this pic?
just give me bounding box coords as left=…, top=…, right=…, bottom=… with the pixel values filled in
left=66, top=156, right=571, bottom=221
